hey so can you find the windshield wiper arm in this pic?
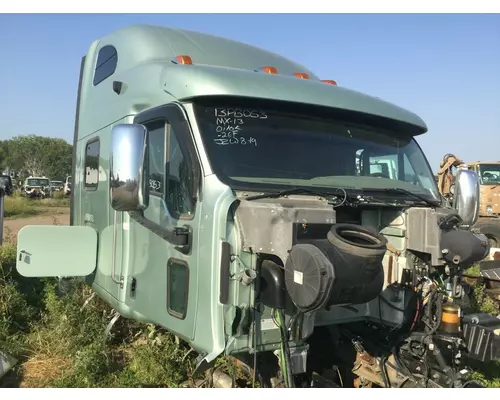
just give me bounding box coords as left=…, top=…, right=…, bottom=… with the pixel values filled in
left=245, top=187, right=345, bottom=202
left=375, top=188, right=441, bottom=207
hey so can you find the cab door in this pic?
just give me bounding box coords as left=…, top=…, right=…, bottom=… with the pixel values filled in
left=80, top=135, right=124, bottom=299
left=123, top=104, right=202, bottom=342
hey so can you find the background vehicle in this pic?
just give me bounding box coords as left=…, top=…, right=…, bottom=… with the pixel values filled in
left=50, top=180, right=64, bottom=194
left=0, top=175, right=14, bottom=196
left=21, top=176, right=51, bottom=199
left=438, top=154, right=500, bottom=248
left=15, top=24, right=499, bottom=388
left=63, top=176, right=71, bottom=196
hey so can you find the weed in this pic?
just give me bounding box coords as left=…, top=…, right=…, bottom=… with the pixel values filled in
left=1, top=245, right=500, bottom=388
left=462, top=265, right=500, bottom=387
left=4, top=197, right=41, bottom=219
left=2, top=227, right=16, bottom=245
left=4, top=196, right=69, bottom=219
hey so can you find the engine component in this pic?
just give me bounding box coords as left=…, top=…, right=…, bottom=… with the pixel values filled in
left=378, top=284, right=420, bottom=329
left=259, top=260, right=287, bottom=309
left=284, top=224, right=387, bottom=312
left=439, top=303, right=461, bottom=335
left=462, top=313, right=500, bottom=362
left=406, top=207, right=459, bottom=265
left=440, top=229, right=490, bottom=267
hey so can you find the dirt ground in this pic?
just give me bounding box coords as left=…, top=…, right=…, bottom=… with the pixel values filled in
left=4, top=208, right=70, bottom=238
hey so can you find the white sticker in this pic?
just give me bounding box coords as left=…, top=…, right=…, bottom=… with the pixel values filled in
left=294, top=270, right=304, bottom=285
left=260, top=319, right=277, bottom=331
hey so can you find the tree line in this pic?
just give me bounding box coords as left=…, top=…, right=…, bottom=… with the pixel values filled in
left=0, top=134, right=72, bottom=183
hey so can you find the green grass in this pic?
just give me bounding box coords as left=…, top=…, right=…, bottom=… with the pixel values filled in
left=1, top=249, right=500, bottom=387
left=464, top=265, right=499, bottom=315
left=1, top=195, right=201, bottom=387
left=4, top=194, right=69, bottom=219
left=463, top=265, right=500, bottom=387
left=0, top=243, right=198, bottom=387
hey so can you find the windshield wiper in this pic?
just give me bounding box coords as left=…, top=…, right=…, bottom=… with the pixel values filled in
left=371, top=188, right=441, bottom=207
left=245, top=187, right=347, bottom=203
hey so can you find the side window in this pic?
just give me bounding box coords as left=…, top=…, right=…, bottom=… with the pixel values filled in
left=93, top=45, right=118, bottom=86
left=84, top=138, right=100, bottom=191
left=146, top=121, right=166, bottom=197
left=167, top=258, right=189, bottom=320
left=166, top=125, right=196, bottom=219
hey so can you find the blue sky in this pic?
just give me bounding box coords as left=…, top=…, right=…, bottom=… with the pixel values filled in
left=1, top=13, right=499, bottom=171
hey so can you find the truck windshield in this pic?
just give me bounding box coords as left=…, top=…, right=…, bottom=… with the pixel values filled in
left=193, top=103, right=440, bottom=203
left=477, top=164, right=500, bottom=185
left=27, top=179, right=49, bottom=186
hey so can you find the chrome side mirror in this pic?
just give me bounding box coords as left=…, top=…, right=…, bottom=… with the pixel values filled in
left=452, top=169, right=479, bottom=227
left=109, top=124, right=149, bottom=212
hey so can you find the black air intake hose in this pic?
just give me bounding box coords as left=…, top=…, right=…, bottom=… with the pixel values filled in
left=440, top=229, right=490, bottom=266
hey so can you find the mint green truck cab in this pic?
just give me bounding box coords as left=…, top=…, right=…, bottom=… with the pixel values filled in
left=15, top=25, right=498, bottom=388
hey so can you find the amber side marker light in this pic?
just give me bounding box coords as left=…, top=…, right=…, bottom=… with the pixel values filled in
left=174, top=55, right=193, bottom=65
left=294, top=72, right=310, bottom=79
left=321, top=80, right=338, bottom=85
left=260, top=66, right=278, bottom=74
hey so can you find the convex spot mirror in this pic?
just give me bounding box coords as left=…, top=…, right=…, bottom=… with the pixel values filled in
left=452, top=169, right=480, bottom=227
left=109, top=123, right=150, bottom=212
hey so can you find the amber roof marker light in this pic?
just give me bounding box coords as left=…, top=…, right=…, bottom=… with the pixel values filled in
left=260, top=66, right=278, bottom=74
left=293, top=72, right=310, bottom=79
left=172, top=55, right=193, bottom=65
left=321, top=80, right=338, bottom=85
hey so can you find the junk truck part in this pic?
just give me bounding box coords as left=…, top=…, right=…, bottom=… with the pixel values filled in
left=64, top=176, right=71, bottom=196
left=438, top=154, right=500, bottom=308
left=0, top=175, right=13, bottom=196
left=438, top=154, right=500, bottom=250
left=50, top=180, right=65, bottom=193
left=21, top=176, right=51, bottom=199
left=14, top=24, right=500, bottom=388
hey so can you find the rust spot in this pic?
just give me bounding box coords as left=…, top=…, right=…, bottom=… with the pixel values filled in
left=494, top=251, right=500, bottom=260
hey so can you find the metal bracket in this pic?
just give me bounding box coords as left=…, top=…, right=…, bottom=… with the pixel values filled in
left=0, top=351, right=18, bottom=380
left=192, top=354, right=215, bottom=378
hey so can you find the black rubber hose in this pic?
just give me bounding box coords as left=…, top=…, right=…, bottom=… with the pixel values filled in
left=424, top=292, right=443, bottom=336
left=425, top=291, right=434, bottom=330
left=277, top=310, right=294, bottom=388
left=392, top=345, right=419, bottom=385
left=380, top=355, right=391, bottom=388
left=428, top=338, right=457, bottom=386
left=286, top=310, right=302, bottom=339
left=433, top=293, right=443, bottom=332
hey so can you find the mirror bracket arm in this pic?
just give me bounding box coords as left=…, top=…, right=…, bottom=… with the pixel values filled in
left=173, top=225, right=193, bottom=255
left=129, top=211, right=192, bottom=255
